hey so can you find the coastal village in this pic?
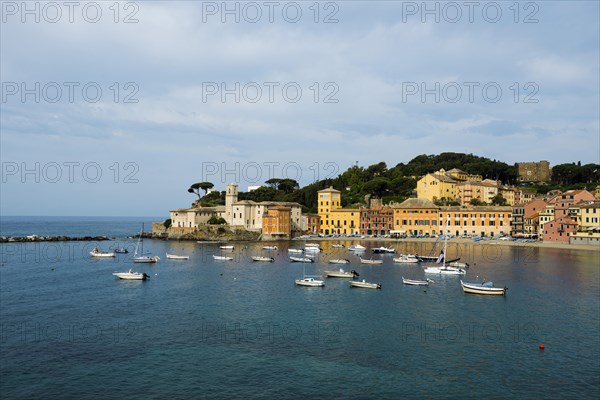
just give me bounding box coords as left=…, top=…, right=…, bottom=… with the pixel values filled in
left=157, top=161, right=600, bottom=246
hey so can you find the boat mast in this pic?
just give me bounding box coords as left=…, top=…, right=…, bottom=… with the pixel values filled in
left=442, top=215, right=449, bottom=268
left=134, top=223, right=143, bottom=257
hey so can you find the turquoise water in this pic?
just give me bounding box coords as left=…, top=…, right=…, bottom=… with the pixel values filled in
left=1, top=219, right=599, bottom=399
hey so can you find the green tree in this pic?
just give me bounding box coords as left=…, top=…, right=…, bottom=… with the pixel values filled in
left=470, top=198, right=485, bottom=206
left=187, top=182, right=214, bottom=199
left=208, top=216, right=226, bottom=225
left=490, top=194, right=507, bottom=206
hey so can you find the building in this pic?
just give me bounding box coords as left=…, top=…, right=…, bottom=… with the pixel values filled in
left=392, top=198, right=440, bottom=237
left=524, top=199, right=548, bottom=221
left=416, top=170, right=459, bottom=202
left=262, top=205, right=291, bottom=240
left=549, top=190, right=596, bottom=219
left=499, top=186, right=516, bottom=206
left=439, top=206, right=511, bottom=237
left=517, top=161, right=551, bottom=182
left=456, top=180, right=499, bottom=205
left=542, top=216, right=578, bottom=243
left=360, top=203, right=394, bottom=236
left=569, top=201, right=600, bottom=245
left=169, top=206, right=226, bottom=234
left=301, top=214, right=321, bottom=234
left=317, top=187, right=360, bottom=235
left=524, top=212, right=540, bottom=236
left=538, top=204, right=555, bottom=239
left=511, top=205, right=525, bottom=237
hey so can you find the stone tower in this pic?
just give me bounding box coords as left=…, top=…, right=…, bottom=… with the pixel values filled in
left=225, top=183, right=238, bottom=224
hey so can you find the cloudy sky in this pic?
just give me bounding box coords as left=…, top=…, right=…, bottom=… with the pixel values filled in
left=1, top=0, right=599, bottom=216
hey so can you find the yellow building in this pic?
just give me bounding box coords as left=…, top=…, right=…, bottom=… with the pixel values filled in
left=500, top=187, right=516, bottom=206
left=417, top=171, right=458, bottom=202
left=439, top=206, right=512, bottom=237
left=539, top=205, right=555, bottom=238
left=445, top=168, right=482, bottom=182
left=317, top=187, right=359, bottom=235
left=569, top=201, right=600, bottom=245
left=392, top=198, right=440, bottom=236
left=456, top=180, right=499, bottom=205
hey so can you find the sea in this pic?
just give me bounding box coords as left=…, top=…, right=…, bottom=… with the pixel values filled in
left=1, top=216, right=599, bottom=399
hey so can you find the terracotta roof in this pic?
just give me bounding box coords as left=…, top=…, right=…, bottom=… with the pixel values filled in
left=318, top=186, right=340, bottom=193
left=396, top=198, right=439, bottom=209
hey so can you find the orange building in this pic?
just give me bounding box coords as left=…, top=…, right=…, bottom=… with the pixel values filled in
left=392, top=198, right=440, bottom=237
left=262, top=205, right=291, bottom=240
left=439, top=206, right=512, bottom=237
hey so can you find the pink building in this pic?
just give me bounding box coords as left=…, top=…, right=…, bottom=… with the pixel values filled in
left=542, top=216, right=578, bottom=242
left=550, top=190, right=596, bottom=219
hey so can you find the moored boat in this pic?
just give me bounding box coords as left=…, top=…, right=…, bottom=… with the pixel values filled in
left=393, top=254, right=419, bottom=263
left=331, top=244, right=345, bottom=248
left=166, top=253, right=189, bottom=260
left=90, top=247, right=115, bottom=258
left=350, top=280, right=381, bottom=289
left=112, top=269, right=149, bottom=280
left=252, top=256, right=275, bottom=262
left=220, top=245, right=234, bottom=250
left=114, top=248, right=128, bottom=254
left=402, top=277, right=431, bottom=286
left=325, top=269, right=359, bottom=278
left=360, top=257, right=383, bottom=265
left=288, top=248, right=304, bottom=254
left=372, top=246, right=395, bottom=254
left=461, top=280, right=507, bottom=295
left=295, top=277, right=325, bottom=287
left=290, top=256, right=314, bottom=263
left=213, top=255, right=233, bottom=261
left=448, top=261, right=469, bottom=268
left=328, top=259, right=351, bottom=264
left=348, top=244, right=366, bottom=252
left=262, top=246, right=278, bottom=250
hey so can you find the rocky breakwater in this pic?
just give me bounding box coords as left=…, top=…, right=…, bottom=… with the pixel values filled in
left=0, top=235, right=111, bottom=243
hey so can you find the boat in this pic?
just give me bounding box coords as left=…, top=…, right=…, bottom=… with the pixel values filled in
left=213, top=255, right=233, bottom=261
left=304, top=246, right=321, bottom=253
left=166, top=253, right=189, bottom=260
left=461, top=280, right=507, bottom=296
left=305, top=243, right=320, bottom=248
left=220, top=245, right=234, bottom=250
left=402, top=277, right=431, bottom=286
left=393, top=254, right=419, bottom=263
left=348, top=244, right=366, bottom=252
left=90, top=247, right=115, bottom=258
left=448, top=261, right=469, bottom=268
left=360, top=257, right=383, bottom=265
left=290, top=256, right=314, bottom=263
left=331, top=244, right=345, bottom=248
left=328, top=259, right=351, bottom=264
left=372, top=246, right=395, bottom=254
left=133, top=224, right=159, bottom=263
left=252, top=256, right=274, bottom=262
left=114, top=248, right=129, bottom=254
left=325, top=269, right=359, bottom=278
left=112, top=269, right=149, bottom=280
left=423, top=219, right=464, bottom=275
left=295, top=277, right=325, bottom=287
left=350, top=280, right=381, bottom=289
left=262, top=246, right=278, bottom=250
left=288, top=249, right=304, bottom=254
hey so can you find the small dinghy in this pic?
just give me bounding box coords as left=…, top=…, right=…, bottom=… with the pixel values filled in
left=328, top=259, right=351, bottom=264
left=213, top=255, right=233, bottom=261
left=325, top=269, right=359, bottom=278
left=252, top=256, right=275, bottom=262
left=360, top=257, right=383, bottom=265
left=393, top=254, right=419, bottom=263
left=402, top=277, right=431, bottom=286
left=166, top=253, right=189, bottom=260
left=461, top=280, right=507, bottom=296
left=350, top=280, right=381, bottom=289
left=290, top=256, right=314, bottom=263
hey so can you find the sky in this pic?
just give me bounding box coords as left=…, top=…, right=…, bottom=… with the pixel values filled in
left=1, top=0, right=599, bottom=216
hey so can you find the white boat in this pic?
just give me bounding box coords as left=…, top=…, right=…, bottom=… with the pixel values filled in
left=348, top=244, right=366, bottom=252
left=305, top=243, right=320, bottom=248
left=304, top=246, right=321, bottom=253
left=393, top=254, right=419, bottom=263
left=325, top=269, right=359, bottom=278
left=133, top=224, right=159, bottom=263
left=350, top=279, right=381, bottom=289
left=372, top=246, right=395, bottom=254
left=166, top=253, right=189, bottom=260
left=448, top=261, right=469, bottom=268
left=262, top=246, right=278, bottom=250
left=288, top=249, right=304, bottom=254
left=252, top=256, right=274, bottom=262
left=295, top=277, right=325, bottom=287
left=213, top=255, right=233, bottom=261
left=220, top=245, right=234, bottom=250
left=423, top=218, right=464, bottom=275
left=90, top=247, right=115, bottom=258
left=112, top=269, right=149, bottom=280
left=360, top=257, right=383, bottom=265
left=402, top=277, right=431, bottom=286
left=461, top=280, right=507, bottom=296
left=290, top=256, right=314, bottom=263
left=328, top=259, right=351, bottom=264
left=331, top=244, right=345, bottom=248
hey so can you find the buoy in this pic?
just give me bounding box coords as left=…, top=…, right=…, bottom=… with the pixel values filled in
left=539, top=343, right=545, bottom=350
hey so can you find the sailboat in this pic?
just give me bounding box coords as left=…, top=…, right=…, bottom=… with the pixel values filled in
left=133, top=223, right=159, bottom=263
left=295, top=261, right=324, bottom=287
left=424, top=217, right=465, bottom=275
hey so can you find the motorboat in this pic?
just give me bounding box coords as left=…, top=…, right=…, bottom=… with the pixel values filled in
left=372, top=246, right=395, bottom=254
left=331, top=244, right=345, bottom=248
left=90, top=247, right=115, bottom=258
left=448, top=261, right=469, bottom=268
left=402, top=277, right=431, bottom=286
left=220, top=245, right=234, bottom=250
left=295, top=277, right=325, bottom=287
left=328, top=259, right=351, bottom=264
left=112, top=269, right=149, bottom=280
left=350, top=280, right=381, bottom=289
left=166, top=253, right=189, bottom=260
left=360, top=257, right=383, bottom=265
left=114, top=248, right=128, bottom=254
left=324, top=269, right=359, bottom=278
left=288, top=249, right=304, bottom=254
left=461, top=280, right=507, bottom=295
left=252, top=256, right=275, bottom=262
left=393, top=254, right=419, bottom=263
left=290, top=256, right=314, bottom=263
left=305, top=243, right=320, bottom=248
left=262, top=246, right=278, bottom=250
left=213, top=255, right=233, bottom=261
left=348, top=244, right=366, bottom=252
